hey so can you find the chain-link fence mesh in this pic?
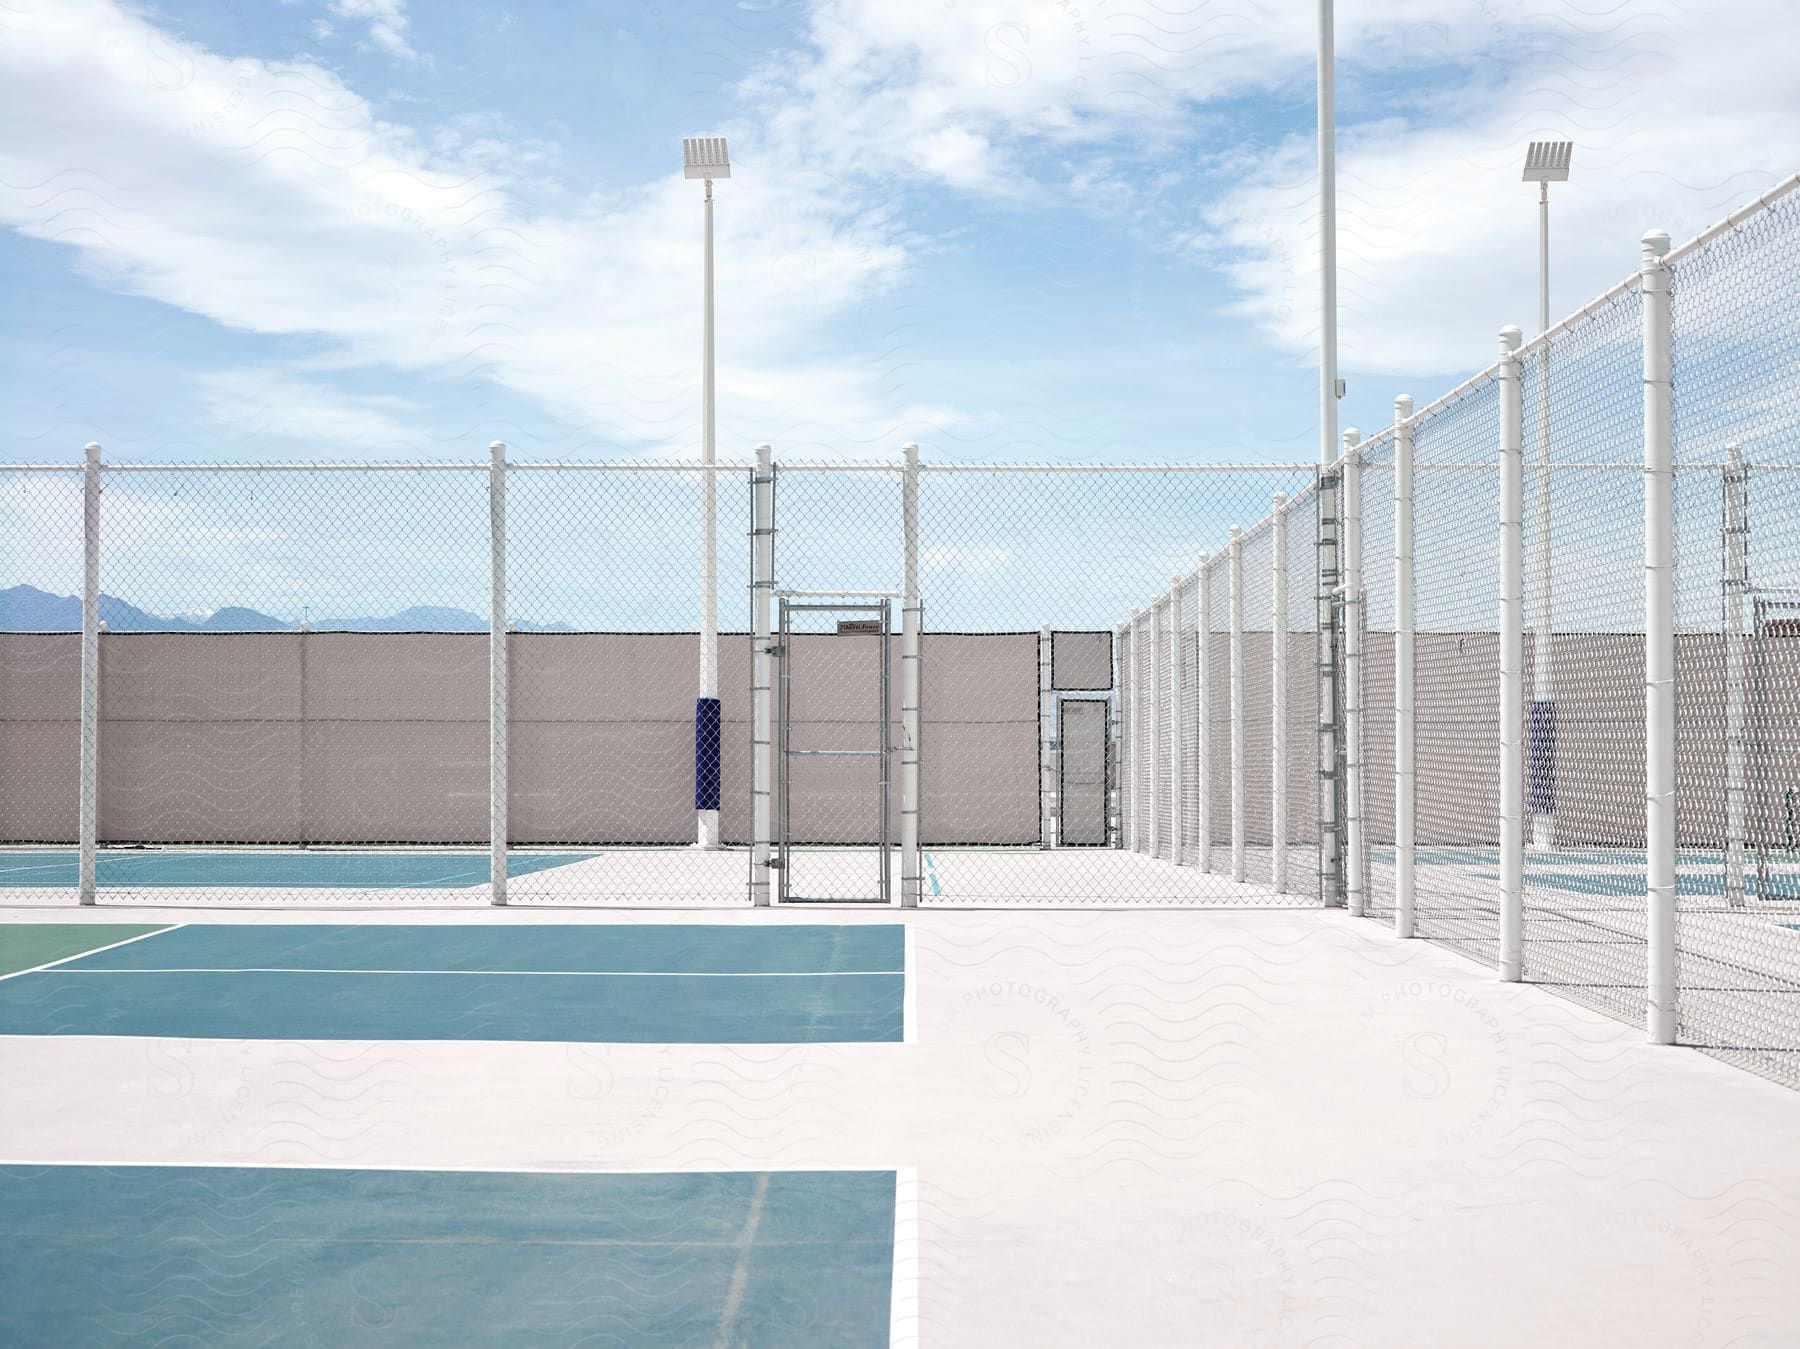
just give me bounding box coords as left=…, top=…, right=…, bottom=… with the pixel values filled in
left=1667, top=188, right=1800, bottom=1086
left=1508, top=281, right=1650, bottom=1025
left=1284, top=481, right=1321, bottom=899
left=1408, top=378, right=1505, bottom=963
left=1, top=468, right=84, bottom=902
left=1358, top=434, right=1398, bottom=923
left=1176, top=573, right=1202, bottom=867
left=913, top=466, right=1311, bottom=906
left=1239, top=517, right=1276, bottom=887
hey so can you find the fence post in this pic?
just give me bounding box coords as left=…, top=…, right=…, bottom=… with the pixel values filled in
left=1126, top=609, right=1140, bottom=851
left=488, top=441, right=508, bottom=906
left=78, top=441, right=101, bottom=905
left=1722, top=441, right=1748, bottom=908
left=1114, top=620, right=1129, bottom=848
left=1150, top=592, right=1167, bottom=860
left=900, top=443, right=923, bottom=906
left=1195, top=557, right=1213, bottom=872
left=1343, top=427, right=1365, bottom=916
left=1230, top=526, right=1246, bottom=883
left=1039, top=624, right=1054, bottom=849
left=752, top=442, right=776, bottom=906
left=1169, top=576, right=1185, bottom=863
left=1271, top=495, right=1289, bottom=895
left=1498, top=324, right=1525, bottom=981
left=1643, top=229, right=1678, bottom=1043
left=1394, top=396, right=1417, bottom=937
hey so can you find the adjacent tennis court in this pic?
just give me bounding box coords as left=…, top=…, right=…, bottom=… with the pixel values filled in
left=0, top=848, right=594, bottom=891
left=0, top=1164, right=902, bottom=1346
left=0, top=923, right=911, bottom=1043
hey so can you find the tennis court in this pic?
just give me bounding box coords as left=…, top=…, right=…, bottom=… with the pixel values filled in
left=0, top=923, right=911, bottom=1043
left=6, top=904, right=1800, bottom=1346
left=0, top=1164, right=900, bottom=1346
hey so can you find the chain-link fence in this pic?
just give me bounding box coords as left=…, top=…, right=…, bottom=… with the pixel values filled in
left=3, top=173, right=1798, bottom=1090
left=1111, top=174, right=1799, bottom=1089
left=1666, top=185, right=1800, bottom=1086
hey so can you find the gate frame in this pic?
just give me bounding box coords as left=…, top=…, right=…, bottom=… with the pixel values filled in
left=773, top=590, right=897, bottom=904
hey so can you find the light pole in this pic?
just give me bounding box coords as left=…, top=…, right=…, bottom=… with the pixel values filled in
left=1522, top=141, right=1570, bottom=852
left=684, top=135, right=730, bottom=849
left=1318, top=0, right=1340, bottom=472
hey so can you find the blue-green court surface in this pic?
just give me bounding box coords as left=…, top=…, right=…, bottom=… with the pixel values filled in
left=0, top=924, right=907, bottom=1043
left=0, top=1165, right=898, bottom=1346
left=0, top=848, right=593, bottom=889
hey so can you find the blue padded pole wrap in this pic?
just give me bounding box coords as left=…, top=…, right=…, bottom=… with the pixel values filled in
left=1528, top=698, right=1557, bottom=816
left=694, top=696, right=722, bottom=810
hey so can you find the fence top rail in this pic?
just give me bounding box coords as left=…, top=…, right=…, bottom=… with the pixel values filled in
left=14, top=457, right=1332, bottom=475
left=1663, top=169, right=1800, bottom=267
left=915, top=462, right=1317, bottom=474
left=80, top=460, right=764, bottom=474
left=1373, top=459, right=1795, bottom=472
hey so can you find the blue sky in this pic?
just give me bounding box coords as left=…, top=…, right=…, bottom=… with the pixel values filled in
left=1, top=0, right=1795, bottom=629
left=3, top=0, right=1793, bottom=469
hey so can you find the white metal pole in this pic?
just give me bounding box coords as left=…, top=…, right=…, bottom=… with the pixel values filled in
left=1040, top=623, right=1054, bottom=849
left=1195, top=559, right=1213, bottom=873
left=696, top=176, right=721, bottom=850
left=901, top=442, right=923, bottom=905
left=1317, top=0, right=1338, bottom=472
left=1394, top=396, right=1417, bottom=937
left=1532, top=178, right=1557, bottom=852
left=1272, top=495, right=1290, bottom=895
left=1113, top=622, right=1128, bottom=846
left=1168, top=578, right=1185, bottom=862
left=1125, top=609, right=1140, bottom=851
left=1722, top=441, right=1748, bottom=908
left=78, top=441, right=101, bottom=905
left=1642, top=229, right=1678, bottom=1043
left=1498, top=325, right=1525, bottom=981
left=1230, top=526, right=1246, bottom=884
left=751, top=442, right=776, bottom=905
left=488, top=441, right=508, bottom=906
left=1343, top=427, right=1365, bottom=916
left=1149, top=594, right=1165, bottom=860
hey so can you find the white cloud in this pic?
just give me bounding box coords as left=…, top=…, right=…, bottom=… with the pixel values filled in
left=195, top=368, right=424, bottom=452
left=754, top=0, right=1797, bottom=391
left=327, top=0, right=417, bottom=62
left=1203, top=0, right=1800, bottom=379
left=922, top=545, right=1012, bottom=574
left=0, top=0, right=939, bottom=457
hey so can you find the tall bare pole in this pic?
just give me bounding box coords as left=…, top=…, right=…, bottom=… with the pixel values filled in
left=1318, top=0, right=1338, bottom=470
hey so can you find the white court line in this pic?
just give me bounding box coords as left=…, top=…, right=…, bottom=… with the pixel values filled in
left=0, top=925, right=184, bottom=983
left=39, top=966, right=907, bottom=978
left=902, top=924, right=918, bottom=1044
left=889, top=1166, right=920, bottom=1348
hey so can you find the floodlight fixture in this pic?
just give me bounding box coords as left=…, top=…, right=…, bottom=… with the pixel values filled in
left=682, top=136, right=730, bottom=180
left=1522, top=141, right=1572, bottom=183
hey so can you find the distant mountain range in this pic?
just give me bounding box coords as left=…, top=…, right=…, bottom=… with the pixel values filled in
left=1, top=585, right=573, bottom=633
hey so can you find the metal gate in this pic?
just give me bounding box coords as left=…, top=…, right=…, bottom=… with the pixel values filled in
left=1057, top=697, right=1110, bottom=846
left=774, top=593, right=895, bottom=903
